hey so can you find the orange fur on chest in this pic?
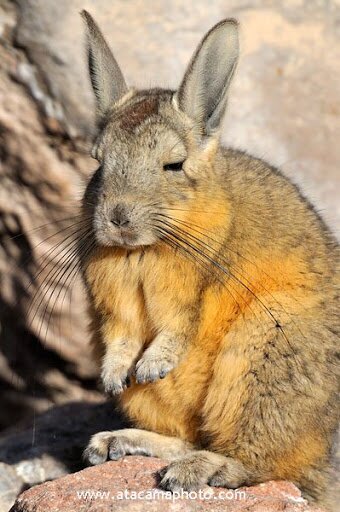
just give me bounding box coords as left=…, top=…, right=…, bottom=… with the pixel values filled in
left=85, top=244, right=316, bottom=442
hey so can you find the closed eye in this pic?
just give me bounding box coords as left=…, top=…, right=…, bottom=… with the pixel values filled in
left=163, top=161, right=184, bottom=172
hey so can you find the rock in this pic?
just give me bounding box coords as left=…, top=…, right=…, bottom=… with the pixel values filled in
left=0, top=463, right=25, bottom=512
left=1, top=400, right=334, bottom=511
left=0, top=401, right=126, bottom=510
left=0, top=0, right=102, bottom=431
left=9, top=456, right=324, bottom=512
left=0, top=401, right=125, bottom=470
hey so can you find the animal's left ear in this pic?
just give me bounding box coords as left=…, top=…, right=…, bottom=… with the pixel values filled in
left=175, top=19, right=239, bottom=135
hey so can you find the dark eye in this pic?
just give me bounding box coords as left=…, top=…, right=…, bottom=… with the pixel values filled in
left=163, top=161, right=184, bottom=172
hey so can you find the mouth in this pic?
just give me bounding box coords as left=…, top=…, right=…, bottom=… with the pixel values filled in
left=94, top=225, right=156, bottom=250
left=98, top=232, right=138, bottom=248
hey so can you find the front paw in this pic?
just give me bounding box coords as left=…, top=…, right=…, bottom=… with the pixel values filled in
left=84, top=430, right=151, bottom=465
left=101, top=364, right=132, bottom=395
left=84, top=431, right=125, bottom=465
left=135, top=353, right=177, bottom=384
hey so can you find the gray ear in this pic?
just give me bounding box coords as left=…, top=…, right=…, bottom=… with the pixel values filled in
left=81, top=10, right=128, bottom=117
left=176, top=19, right=239, bottom=134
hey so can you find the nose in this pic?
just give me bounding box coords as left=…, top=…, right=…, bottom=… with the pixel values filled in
left=110, top=203, right=130, bottom=228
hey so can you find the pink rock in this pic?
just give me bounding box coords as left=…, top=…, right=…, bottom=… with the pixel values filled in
left=10, top=456, right=325, bottom=512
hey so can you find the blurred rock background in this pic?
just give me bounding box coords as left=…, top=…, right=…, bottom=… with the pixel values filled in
left=0, top=0, right=339, bottom=510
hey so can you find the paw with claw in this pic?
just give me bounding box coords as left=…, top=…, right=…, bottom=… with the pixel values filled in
left=84, top=429, right=151, bottom=465
left=135, top=351, right=179, bottom=384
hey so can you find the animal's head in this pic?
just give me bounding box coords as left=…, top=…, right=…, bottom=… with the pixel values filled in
left=82, top=11, right=238, bottom=249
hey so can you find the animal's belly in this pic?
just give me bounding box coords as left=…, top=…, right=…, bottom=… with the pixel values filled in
left=119, top=339, right=215, bottom=443
left=119, top=287, right=244, bottom=442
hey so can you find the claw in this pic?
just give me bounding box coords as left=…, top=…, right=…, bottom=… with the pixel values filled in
left=135, top=358, right=174, bottom=384
left=83, top=446, right=107, bottom=466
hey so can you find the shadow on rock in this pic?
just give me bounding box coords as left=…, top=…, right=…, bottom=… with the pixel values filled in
left=0, top=400, right=127, bottom=483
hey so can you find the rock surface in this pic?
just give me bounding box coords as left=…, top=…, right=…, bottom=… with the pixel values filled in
left=0, top=0, right=101, bottom=431
left=1, top=402, right=337, bottom=511
left=9, top=456, right=324, bottom=512
left=0, top=463, right=24, bottom=512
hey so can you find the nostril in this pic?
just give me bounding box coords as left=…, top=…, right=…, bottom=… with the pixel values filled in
left=110, top=204, right=130, bottom=228
left=110, top=218, right=119, bottom=227
left=111, top=218, right=130, bottom=227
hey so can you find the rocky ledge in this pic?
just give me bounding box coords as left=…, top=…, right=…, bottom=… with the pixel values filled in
left=10, top=456, right=323, bottom=512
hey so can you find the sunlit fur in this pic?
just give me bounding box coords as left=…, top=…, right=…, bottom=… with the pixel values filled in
left=79, top=12, right=339, bottom=509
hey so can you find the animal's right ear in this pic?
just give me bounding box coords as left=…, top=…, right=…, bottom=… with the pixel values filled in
left=81, top=10, right=128, bottom=118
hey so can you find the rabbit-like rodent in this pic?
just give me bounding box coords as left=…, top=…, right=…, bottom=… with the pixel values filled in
left=80, top=11, right=339, bottom=507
